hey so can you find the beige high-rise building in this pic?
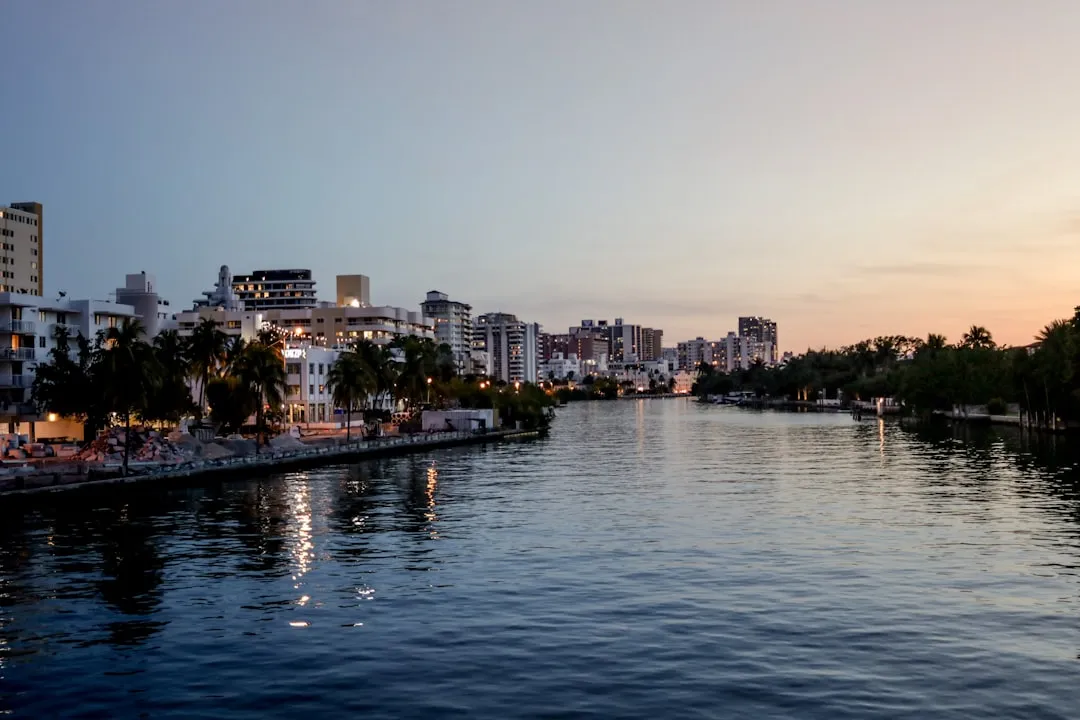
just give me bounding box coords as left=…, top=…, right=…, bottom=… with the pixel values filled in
left=0, top=202, right=43, bottom=296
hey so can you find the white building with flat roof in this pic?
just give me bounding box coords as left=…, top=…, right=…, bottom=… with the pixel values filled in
left=474, top=312, right=540, bottom=384
left=0, top=292, right=137, bottom=433
left=421, top=290, right=472, bottom=373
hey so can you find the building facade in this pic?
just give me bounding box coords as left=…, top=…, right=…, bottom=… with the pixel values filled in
left=115, top=272, right=172, bottom=337
left=0, top=292, right=137, bottom=430
left=641, top=328, right=663, bottom=361
left=609, top=318, right=642, bottom=362
left=738, top=316, right=778, bottom=364
left=420, top=290, right=472, bottom=373
left=473, top=312, right=539, bottom=384
left=0, top=203, right=43, bottom=296
left=232, top=269, right=317, bottom=311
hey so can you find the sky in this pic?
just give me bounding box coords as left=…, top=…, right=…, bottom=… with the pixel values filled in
left=2, top=1, right=1080, bottom=352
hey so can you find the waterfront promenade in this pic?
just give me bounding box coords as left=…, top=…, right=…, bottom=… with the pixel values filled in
left=0, top=428, right=538, bottom=499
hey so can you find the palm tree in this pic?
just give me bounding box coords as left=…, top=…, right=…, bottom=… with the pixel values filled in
left=99, top=319, right=158, bottom=476
left=145, top=329, right=195, bottom=426
left=236, top=341, right=287, bottom=448
left=391, top=337, right=432, bottom=411
left=327, top=350, right=375, bottom=442
left=354, top=339, right=397, bottom=412
left=961, top=325, right=995, bottom=350
left=187, top=317, right=229, bottom=417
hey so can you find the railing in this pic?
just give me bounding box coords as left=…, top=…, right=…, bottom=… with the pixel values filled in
left=0, top=348, right=35, bottom=361
left=0, top=320, right=35, bottom=334
left=0, top=375, right=31, bottom=388
left=0, top=402, right=36, bottom=416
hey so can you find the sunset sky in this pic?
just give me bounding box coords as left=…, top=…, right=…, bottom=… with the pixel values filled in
left=2, top=1, right=1080, bottom=351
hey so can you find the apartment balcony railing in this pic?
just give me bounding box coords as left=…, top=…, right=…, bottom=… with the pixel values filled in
left=0, top=402, right=37, bottom=417
left=0, top=348, right=36, bottom=361
left=0, top=375, right=31, bottom=388
left=0, top=320, right=36, bottom=334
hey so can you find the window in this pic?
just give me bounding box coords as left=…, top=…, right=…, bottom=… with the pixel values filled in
left=30, top=262, right=36, bottom=270
left=38, top=336, right=45, bottom=348
left=309, top=363, right=314, bottom=375
left=318, top=364, right=324, bottom=375
left=318, top=384, right=325, bottom=394
left=309, top=384, right=314, bottom=396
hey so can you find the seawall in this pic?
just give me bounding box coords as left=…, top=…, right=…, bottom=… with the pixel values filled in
left=0, top=429, right=540, bottom=501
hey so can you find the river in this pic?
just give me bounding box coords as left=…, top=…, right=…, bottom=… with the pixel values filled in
left=2, top=399, right=1080, bottom=718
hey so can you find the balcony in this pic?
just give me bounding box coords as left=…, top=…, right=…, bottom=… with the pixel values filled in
left=0, top=320, right=36, bottom=334
left=0, top=348, right=36, bottom=361
left=0, top=375, right=31, bottom=388
left=0, top=402, right=37, bottom=417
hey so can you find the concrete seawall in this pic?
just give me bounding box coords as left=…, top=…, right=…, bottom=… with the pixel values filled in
left=0, top=429, right=540, bottom=501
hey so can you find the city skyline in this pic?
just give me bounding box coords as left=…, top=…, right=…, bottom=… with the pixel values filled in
left=4, top=2, right=1080, bottom=350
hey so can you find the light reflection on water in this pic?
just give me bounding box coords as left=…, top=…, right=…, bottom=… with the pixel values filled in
left=1, top=401, right=1080, bottom=718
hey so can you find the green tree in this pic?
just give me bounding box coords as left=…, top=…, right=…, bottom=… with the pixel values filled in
left=236, top=340, right=287, bottom=447
left=98, top=319, right=159, bottom=476
left=143, top=329, right=195, bottom=425
left=327, top=350, right=376, bottom=441
left=187, top=317, right=229, bottom=417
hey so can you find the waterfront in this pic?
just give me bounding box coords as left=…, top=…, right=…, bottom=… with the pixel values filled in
left=3, top=400, right=1080, bottom=718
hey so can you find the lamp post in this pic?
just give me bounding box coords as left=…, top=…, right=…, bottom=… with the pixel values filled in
left=426, top=376, right=432, bottom=404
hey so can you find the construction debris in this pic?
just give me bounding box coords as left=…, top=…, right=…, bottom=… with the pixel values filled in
left=76, top=427, right=191, bottom=464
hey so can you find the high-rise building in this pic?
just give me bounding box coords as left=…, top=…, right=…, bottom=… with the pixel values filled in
left=0, top=203, right=43, bottom=296
left=232, top=269, right=317, bottom=310
left=539, top=332, right=569, bottom=362
left=677, top=337, right=712, bottom=370
left=641, top=328, right=663, bottom=361
left=421, top=290, right=472, bottom=373
left=473, top=312, right=539, bottom=384
left=609, top=318, right=642, bottom=362
left=738, top=316, right=778, bottom=363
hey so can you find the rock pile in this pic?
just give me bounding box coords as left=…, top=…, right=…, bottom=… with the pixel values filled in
left=76, top=427, right=191, bottom=464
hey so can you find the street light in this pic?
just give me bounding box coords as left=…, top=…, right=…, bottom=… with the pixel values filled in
left=427, top=376, right=432, bottom=404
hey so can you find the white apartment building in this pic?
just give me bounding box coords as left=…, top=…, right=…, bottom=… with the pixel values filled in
left=0, top=292, right=136, bottom=433
left=0, top=202, right=43, bottom=296
left=539, top=352, right=581, bottom=381
left=473, top=312, right=539, bottom=384
left=421, top=290, right=472, bottom=373
left=178, top=268, right=435, bottom=346
left=115, top=272, right=173, bottom=337
left=677, top=337, right=712, bottom=370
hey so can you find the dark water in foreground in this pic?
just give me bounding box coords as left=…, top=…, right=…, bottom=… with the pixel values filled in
left=3, top=400, right=1080, bottom=718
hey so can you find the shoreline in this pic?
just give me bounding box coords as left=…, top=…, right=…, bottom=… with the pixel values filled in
left=0, top=428, right=540, bottom=501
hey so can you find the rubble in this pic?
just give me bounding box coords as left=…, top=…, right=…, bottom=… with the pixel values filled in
left=269, top=432, right=306, bottom=451
left=76, top=427, right=192, bottom=464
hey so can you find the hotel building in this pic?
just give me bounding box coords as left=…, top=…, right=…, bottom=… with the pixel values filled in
left=473, top=312, right=540, bottom=384
left=0, top=202, right=43, bottom=296
left=232, top=269, right=318, bottom=311
left=420, top=290, right=472, bottom=373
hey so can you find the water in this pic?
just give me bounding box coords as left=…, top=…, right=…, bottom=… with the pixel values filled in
left=3, top=400, right=1080, bottom=718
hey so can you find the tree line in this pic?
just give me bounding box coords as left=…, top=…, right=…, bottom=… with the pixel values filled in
left=692, top=308, right=1080, bottom=428
left=32, top=316, right=555, bottom=471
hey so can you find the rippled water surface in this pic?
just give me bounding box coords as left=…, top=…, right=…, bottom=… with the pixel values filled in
left=4, top=400, right=1080, bottom=718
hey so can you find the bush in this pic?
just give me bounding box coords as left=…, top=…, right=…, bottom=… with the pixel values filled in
left=986, top=398, right=1009, bottom=416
